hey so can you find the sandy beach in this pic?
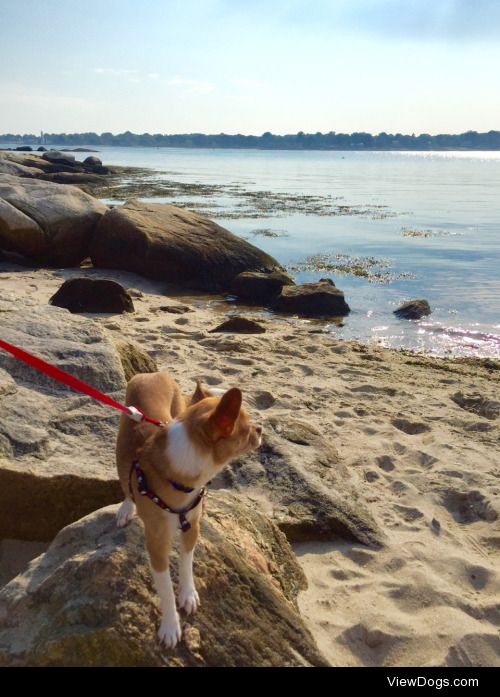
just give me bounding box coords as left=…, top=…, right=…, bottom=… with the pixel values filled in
left=0, top=260, right=498, bottom=667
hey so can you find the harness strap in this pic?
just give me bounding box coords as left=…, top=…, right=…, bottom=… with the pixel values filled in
left=129, top=460, right=205, bottom=532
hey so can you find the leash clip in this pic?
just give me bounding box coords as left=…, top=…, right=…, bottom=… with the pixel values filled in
left=127, top=406, right=144, bottom=422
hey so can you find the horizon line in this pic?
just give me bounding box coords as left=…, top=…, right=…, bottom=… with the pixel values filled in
left=1, top=128, right=500, bottom=139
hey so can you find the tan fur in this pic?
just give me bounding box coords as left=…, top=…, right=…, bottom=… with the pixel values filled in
left=115, top=370, right=262, bottom=644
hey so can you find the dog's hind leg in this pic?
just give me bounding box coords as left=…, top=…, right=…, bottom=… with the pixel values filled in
left=116, top=497, right=136, bottom=528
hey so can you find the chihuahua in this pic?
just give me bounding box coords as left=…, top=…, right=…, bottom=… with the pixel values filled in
left=115, top=371, right=262, bottom=647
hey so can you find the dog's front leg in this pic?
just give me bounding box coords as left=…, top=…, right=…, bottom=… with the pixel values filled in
left=178, top=513, right=201, bottom=615
left=146, top=518, right=181, bottom=648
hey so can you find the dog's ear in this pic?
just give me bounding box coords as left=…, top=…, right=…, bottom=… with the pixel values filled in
left=209, top=387, right=242, bottom=438
left=191, top=378, right=212, bottom=404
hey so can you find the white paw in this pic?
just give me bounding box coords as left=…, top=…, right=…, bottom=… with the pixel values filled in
left=178, top=587, right=200, bottom=615
left=116, top=498, right=135, bottom=528
left=158, top=613, right=182, bottom=648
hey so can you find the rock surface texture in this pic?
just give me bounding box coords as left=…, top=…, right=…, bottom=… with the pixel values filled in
left=0, top=174, right=107, bottom=266
left=270, top=279, right=350, bottom=317
left=214, top=416, right=384, bottom=548
left=50, top=278, right=135, bottom=314
left=0, top=499, right=328, bottom=667
left=230, top=270, right=295, bottom=304
left=89, top=200, right=283, bottom=291
left=0, top=291, right=125, bottom=540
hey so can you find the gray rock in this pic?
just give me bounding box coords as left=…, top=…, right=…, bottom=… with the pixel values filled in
left=0, top=152, right=54, bottom=173
left=158, top=304, right=193, bottom=314
left=0, top=159, right=39, bottom=178
left=35, top=172, right=105, bottom=186
left=42, top=150, right=76, bottom=166
left=393, top=299, right=431, bottom=320
left=230, top=270, right=295, bottom=304
left=0, top=498, right=328, bottom=667
left=0, top=291, right=126, bottom=541
left=210, top=317, right=266, bottom=334
left=83, top=156, right=102, bottom=168
left=89, top=200, right=283, bottom=292
left=271, top=278, right=350, bottom=317
left=213, top=416, right=384, bottom=548
left=0, top=174, right=107, bottom=266
left=50, top=278, right=135, bottom=314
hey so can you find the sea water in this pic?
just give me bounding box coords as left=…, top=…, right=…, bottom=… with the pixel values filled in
left=4, top=145, right=499, bottom=358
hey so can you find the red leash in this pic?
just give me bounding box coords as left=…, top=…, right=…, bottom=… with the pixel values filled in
left=0, top=338, right=163, bottom=427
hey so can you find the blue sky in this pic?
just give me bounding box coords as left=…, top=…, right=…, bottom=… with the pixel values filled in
left=0, top=0, right=499, bottom=135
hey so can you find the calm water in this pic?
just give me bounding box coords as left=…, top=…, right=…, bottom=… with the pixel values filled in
left=5, top=146, right=500, bottom=357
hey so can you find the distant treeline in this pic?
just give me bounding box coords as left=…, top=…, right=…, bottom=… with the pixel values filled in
left=2, top=130, right=500, bottom=150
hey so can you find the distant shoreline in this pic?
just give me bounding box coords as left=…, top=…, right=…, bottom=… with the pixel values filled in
left=2, top=128, right=500, bottom=151
left=2, top=145, right=500, bottom=153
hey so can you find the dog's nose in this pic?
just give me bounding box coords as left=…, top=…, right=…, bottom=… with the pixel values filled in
left=255, top=425, right=263, bottom=435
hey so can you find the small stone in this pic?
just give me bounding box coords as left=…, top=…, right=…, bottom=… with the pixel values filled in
left=127, top=288, right=144, bottom=299
left=158, top=304, right=193, bottom=314
left=431, top=517, right=441, bottom=533
left=394, top=299, right=431, bottom=320
left=210, top=317, right=266, bottom=334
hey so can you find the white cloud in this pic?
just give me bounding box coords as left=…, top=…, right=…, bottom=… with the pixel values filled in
left=167, top=76, right=216, bottom=94
left=231, top=79, right=266, bottom=90
left=0, top=82, right=97, bottom=112
left=94, top=68, right=140, bottom=76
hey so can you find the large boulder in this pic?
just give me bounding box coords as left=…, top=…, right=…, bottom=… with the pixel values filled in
left=230, top=270, right=295, bottom=304
left=271, top=278, right=350, bottom=317
left=214, top=416, right=384, bottom=548
left=35, top=171, right=105, bottom=186
left=0, top=499, right=328, bottom=667
left=0, top=174, right=107, bottom=265
left=0, top=152, right=54, bottom=173
left=82, top=156, right=109, bottom=175
left=89, top=200, right=283, bottom=291
left=49, top=278, right=135, bottom=314
left=0, top=291, right=126, bottom=541
left=83, top=156, right=102, bottom=168
left=42, top=150, right=76, bottom=166
left=0, top=159, right=38, bottom=178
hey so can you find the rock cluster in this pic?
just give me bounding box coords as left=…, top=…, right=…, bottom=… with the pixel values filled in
left=0, top=151, right=356, bottom=316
